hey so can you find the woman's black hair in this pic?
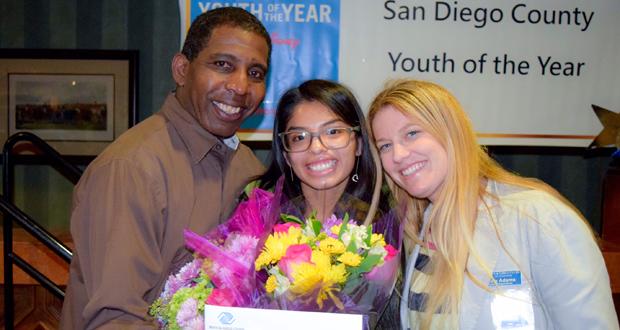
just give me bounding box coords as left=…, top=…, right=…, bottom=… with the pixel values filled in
left=258, top=79, right=377, bottom=205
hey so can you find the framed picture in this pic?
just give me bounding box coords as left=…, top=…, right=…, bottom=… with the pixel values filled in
left=0, top=49, right=138, bottom=156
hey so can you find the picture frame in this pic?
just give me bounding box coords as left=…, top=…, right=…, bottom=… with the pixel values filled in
left=0, top=49, right=138, bottom=156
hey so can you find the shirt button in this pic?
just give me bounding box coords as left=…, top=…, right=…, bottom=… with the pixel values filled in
left=215, top=144, right=221, bottom=150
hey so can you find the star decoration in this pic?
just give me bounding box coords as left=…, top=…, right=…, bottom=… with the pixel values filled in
left=589, top=104, right=620, bottom=150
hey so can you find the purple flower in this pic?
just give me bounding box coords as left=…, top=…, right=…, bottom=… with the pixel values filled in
left=176, top=298, right=203, bottom=329
left=181, top=316, right=204, bottom=330
left=322, top=214, right=343, bottom=238
left=161, top=258, right=202, bottom=299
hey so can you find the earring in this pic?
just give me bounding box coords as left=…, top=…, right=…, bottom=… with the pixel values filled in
left=289, top=166, right=294, bottom=182
left=351, top=156, right=360, bottom=183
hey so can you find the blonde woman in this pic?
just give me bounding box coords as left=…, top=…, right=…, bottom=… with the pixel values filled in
left=368, top=79, right=618, bottom=329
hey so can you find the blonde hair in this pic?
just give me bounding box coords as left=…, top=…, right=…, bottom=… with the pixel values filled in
left=367, top=79, right=589, bottom=329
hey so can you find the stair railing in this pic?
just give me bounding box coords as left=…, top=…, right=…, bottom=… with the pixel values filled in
left=2, top=132, right=81, bottom=329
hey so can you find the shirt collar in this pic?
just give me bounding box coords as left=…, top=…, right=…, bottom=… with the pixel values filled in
left=161, top=93, right=237, bottom=163
left=222, top=135, right=240, bottom=150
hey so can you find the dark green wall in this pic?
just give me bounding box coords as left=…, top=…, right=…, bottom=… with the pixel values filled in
left=490, top=148, right=612, bottom=233
left=0, top=0, right=613, bottom=233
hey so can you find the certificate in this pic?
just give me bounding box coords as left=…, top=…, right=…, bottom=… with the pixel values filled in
left=204, top=305, right=363, bottom=330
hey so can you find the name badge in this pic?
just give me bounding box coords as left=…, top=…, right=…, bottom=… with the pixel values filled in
left=489, top=270, right=535, bottom=329
left=491, top=270, right=521, bottom=287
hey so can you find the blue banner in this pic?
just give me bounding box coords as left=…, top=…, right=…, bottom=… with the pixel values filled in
left=181, top=1, right=340, bottom=138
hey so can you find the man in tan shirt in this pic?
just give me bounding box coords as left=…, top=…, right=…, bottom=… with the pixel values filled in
left=60, top=7, right=271, bottom=328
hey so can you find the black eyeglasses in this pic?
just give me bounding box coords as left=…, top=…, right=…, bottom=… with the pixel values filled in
left=279, top=126, right=360, bottom=153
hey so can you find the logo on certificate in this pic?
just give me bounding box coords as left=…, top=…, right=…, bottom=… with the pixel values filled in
left=218, top=312, right=235, bottom=325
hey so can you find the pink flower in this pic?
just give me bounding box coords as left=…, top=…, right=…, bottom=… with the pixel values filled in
left=279, top=244, right=312, bottom=280
left=224, top=233, right=260, bottom=267
left=384, top=244, right=398, bottom=261
left=206, top=288, right=237, bottom=306
left=273, top=222, right=300, bottom=234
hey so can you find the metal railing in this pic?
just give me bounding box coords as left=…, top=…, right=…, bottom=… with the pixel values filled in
left=2, top=132, right=81, bottom=329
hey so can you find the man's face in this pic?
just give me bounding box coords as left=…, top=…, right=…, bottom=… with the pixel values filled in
left=173, top=25, right=269, bottom=138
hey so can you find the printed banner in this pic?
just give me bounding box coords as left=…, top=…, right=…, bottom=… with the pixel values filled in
left=180, top=0, right=620, bottom=146
left=339, top=0, right=620, bottom=147
left=180, top=0, right=340, bottom=140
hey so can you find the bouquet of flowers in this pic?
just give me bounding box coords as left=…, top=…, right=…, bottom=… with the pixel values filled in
left=254, top=211, right=400, bottom=320
left=150, top=179, right=401, bottom=329
left=149, top=188, right=276, bottom=329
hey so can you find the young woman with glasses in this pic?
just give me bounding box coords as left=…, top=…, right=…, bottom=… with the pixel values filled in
left=258, top=79, right=386, bottom=224
left=248, top=79, right=401, bottom=329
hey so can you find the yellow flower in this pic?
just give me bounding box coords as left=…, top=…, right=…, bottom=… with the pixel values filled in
left=254, top=252, right=272, bottom=270
left=311, top=250, right=332, bottom=271
left=287, top=226, right=303, bottom=238
left=371, top=233, right=386, bottom=247
left=287, top=257, right=348, bottom=309
left=338, top=252, right=362, bottom=267
left=324, top=263, right=348, bottom=285
left=298, top=234, right=311, bottom=245
left=318, top=237, right=346, bottom=255
left=255, top=230, right=301, bottom=270
left=265, top=275, right=277, bottom=293
left=289, top=262, right=323, bottom=295
left=330, top=224, right=342, bottom=235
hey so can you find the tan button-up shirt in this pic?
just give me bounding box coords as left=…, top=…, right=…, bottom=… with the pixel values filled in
left=60, top=94, right=264, bottom=329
